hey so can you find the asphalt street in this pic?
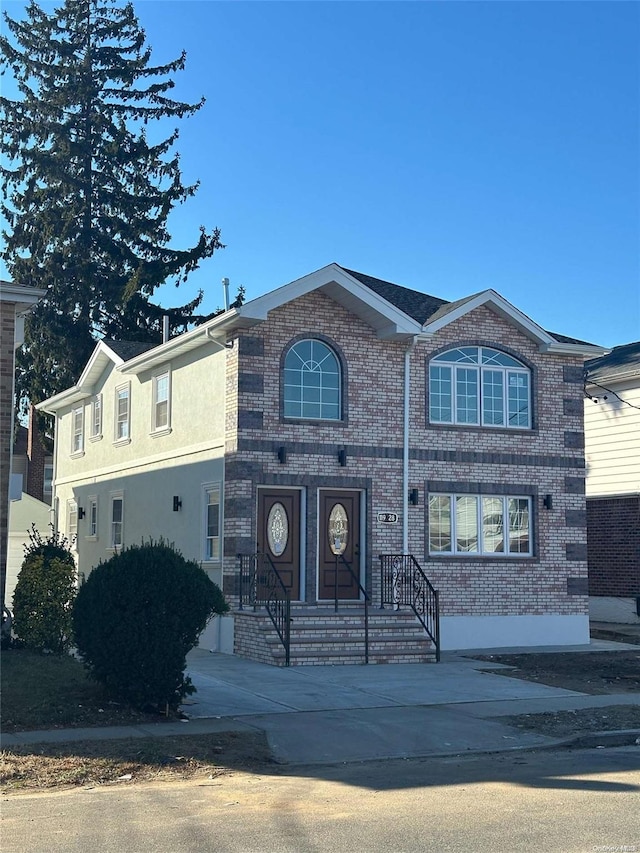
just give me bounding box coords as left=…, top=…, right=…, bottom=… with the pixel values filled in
left=2, top=746, right=639, bottom=853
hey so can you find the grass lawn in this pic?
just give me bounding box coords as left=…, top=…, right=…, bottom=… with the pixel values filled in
left=1, top=648, right=169, bottom=732
left=1, top=648, right=273, bottom=793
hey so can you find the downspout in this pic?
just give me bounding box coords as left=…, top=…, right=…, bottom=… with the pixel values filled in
left=402, top=337, right=418, bottom=555
left=51, top=413, right=59, bottom=534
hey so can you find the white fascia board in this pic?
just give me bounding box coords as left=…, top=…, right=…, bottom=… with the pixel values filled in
left=542, top=342, right=610, bottom=357
left=238, top=264, right=422, bottom=336
left=37, top=340, right=124, bottom=413
left=119, top=312, right=239, bottom=375
left=0, top=282, right=46, bottom=307
left=37, top=386, right=87, bottom=414
left=423, top=289, right=557, bottom=346
left=76, top=340, right=124, bottom=385
left=234, top=264, right=348, bottom=320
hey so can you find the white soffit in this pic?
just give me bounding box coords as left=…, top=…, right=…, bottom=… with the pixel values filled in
left=238, top=264, right=422, bottom=339
left=37, top=340, right=124, bottom=413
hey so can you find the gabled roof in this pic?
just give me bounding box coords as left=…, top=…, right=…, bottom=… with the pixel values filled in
left=37, top=339, right=152, bottom=413
left=105, top=340, right=156, bottom=361
left=38, top=263, right=609, bottom=408
left=340, top=268, right=448, bottom=325
left=586, top=341, right=640, bottom=384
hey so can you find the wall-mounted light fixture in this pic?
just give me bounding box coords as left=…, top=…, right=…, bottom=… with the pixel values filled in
left=338, top=448, right=347, bottom=467
left=173, top=496, right=182, bottom=512
left=277, top=446, right=287, bottom=464
left=409, top=488, right=419, bottom=506
left=543, top=494, right=553, bottom=510
left=77, top=507, right=85, bottom=520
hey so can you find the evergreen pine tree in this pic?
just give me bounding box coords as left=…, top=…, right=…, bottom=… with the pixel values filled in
left=1, top=0, right=229, bottom=412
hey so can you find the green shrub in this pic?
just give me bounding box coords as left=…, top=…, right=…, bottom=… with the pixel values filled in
left=12, top=525, right=77, bottom=653
left=72, top=541, right=228, bottom=711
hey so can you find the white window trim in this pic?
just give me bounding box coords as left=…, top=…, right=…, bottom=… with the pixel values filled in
left=86, top=495, right=98, bottom=540
left=108, top=491, right=124, bottom=551
left=70, top=406, right=85, bottom=457
left=113, top=382, right=131, bottom=446
left=67, top=499, right=78, bottom=549
left=283, top=338, right=342, bottom=422
left=202, top=481, right=222, bottom=564
left=429, top=347, right=532, bottom=430
left=151, top=369, right=172, bottom=436
left=90, top=394, right=103, bottom=442
left=428, top=493, right=533, bottom=557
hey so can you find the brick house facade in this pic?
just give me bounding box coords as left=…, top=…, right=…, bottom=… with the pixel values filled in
left=39, top=265, right=605, bottom=661
left=0, top=281, right=45, bottom=609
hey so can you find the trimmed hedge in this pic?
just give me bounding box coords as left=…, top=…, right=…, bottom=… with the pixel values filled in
left=72, top=541, right=227, bottom=711
left=12, top=525, right=77, bottom=653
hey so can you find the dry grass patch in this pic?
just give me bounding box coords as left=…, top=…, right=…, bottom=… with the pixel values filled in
left=499, top=704, right=640, bottom=739
left=1, top=731, right=273, bottom=793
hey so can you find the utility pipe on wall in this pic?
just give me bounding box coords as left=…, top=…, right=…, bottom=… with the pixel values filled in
left=402, top=337, right=418, bottom=555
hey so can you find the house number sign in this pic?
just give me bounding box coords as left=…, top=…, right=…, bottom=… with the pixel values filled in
left=377, top=512, right=399, bottom=524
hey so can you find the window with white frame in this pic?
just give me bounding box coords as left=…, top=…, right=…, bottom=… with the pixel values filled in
left=152, top=370, right=170, bottom=432
left=87, top=495, right=98, bottom=538
left=203, top=483, right=221, bottom=562
left=71, top=406, right=84, bottom=454
left=67, top=499, right=78, bottom=544
left=90, top=394, right=102, bottom=440
left=110, top=493, right=124, bottom=549
left=284, top=339, right=341, bottom=420
left=114, top=384, right=130, bottom=442
left=428, top=493, right=532, bottom=556
left=429, top=347, right=531, bottom=429
left=43, top=463, right=53, bottom=502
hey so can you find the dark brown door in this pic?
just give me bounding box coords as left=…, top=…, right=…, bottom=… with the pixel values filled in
left=318, top=490, right=361, bottom=600
left=257, top=489, right=301, bottom=600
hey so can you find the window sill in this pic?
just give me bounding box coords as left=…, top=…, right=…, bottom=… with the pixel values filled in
left=89, top=434, right=103, bottom=443
left=150, top=427, right=172, bottom=438
left=85, top=535, right=98, bottom=542
left=70, top=450, right=85, bottom=459
left=428, top=421, right=533, bottom=434
left=112, top=438, right=131, bottom=447
left=428, top=553, right=535, bottom=561
left=282, top=416, right=347, bottom=427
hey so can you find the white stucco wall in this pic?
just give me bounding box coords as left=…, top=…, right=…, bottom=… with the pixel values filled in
left=52, top=340, right=228, bottom=585
left=440, top=614, right=591, bottom=650
left=6, top=493, right=51, bottom=610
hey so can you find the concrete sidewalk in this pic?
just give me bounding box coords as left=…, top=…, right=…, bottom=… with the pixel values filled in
left=3, top=639, right=639, bottom=765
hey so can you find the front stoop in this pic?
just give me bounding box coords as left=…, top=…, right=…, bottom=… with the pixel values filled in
left=233, top=606, right=436, bottom=666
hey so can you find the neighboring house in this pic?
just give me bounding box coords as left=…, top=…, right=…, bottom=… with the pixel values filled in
left=1, top=280, right=45, bottom=609
left=584, top=342, right=640, bottom=625
left=6, top=409, right=53, bottom=611
left=38, top=264, right=605, bottom=663
left=12, top=408, right=54, bottom=506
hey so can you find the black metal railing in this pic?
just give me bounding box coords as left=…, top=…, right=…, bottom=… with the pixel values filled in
left=380, top=554, right=440, bottom=661
left=238, top=553, right=291, bottom=666
left=333, top=554, right=370, bottom=664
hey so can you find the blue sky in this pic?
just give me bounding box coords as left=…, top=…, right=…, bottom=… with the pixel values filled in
left=3, top=1, right=639, bottom=348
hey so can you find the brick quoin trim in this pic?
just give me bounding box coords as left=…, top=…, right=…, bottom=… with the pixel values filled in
left=587, top=496, right=640, bottom=597
left=0, top=303, right=16, bottom=601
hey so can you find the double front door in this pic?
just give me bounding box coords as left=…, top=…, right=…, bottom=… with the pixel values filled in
left=257, top=488, right=362, bottom=602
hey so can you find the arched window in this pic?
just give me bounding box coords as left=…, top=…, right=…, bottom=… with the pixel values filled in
left=429, top=346, right=531, bottom=429
left=284, top=339, right=341, bottom=420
